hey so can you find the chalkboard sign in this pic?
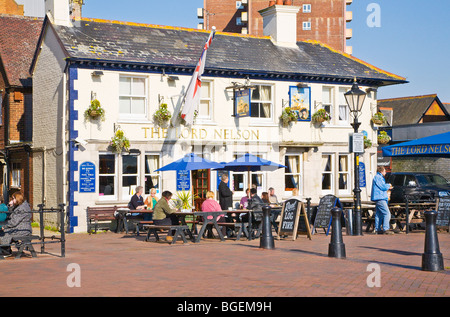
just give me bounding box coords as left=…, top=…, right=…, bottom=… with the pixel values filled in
left=312, top=195, right=342, bottom=235
left=278, top=199, right=312, bottom=241
left=436, top=197, right=450, bottom=228
left=79, top=162, right=95, bottom=193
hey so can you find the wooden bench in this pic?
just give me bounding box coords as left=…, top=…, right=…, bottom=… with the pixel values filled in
left=143, top=225, right=189, bottom=244
left=136, top=220, right=153, bottom=236
left=0, top=235, right=40, bottom=260
left=87, top=206, right=118, bottom=234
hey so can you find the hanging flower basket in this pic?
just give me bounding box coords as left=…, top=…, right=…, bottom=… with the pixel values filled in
left=279, top=107, right=298, bottom=127
left=371, top=112, right=387, bottom=125
left=153, top=103, right=172, bottom=126
left=109, top=129, right=130, bottom=153
left=377, top=131, right=391, bottom=144
left=84, top=99, right=105, bottom=121
left=312, top=109, right=331, bottom=124
left=364, top=136, right=372, bottom=149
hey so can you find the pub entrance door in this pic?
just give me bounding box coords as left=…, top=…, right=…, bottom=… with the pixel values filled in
left=192, top=169, right=210, bottom=210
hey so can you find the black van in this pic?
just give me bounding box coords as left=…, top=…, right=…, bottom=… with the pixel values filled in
left=386, top=172, right=450, bottom=203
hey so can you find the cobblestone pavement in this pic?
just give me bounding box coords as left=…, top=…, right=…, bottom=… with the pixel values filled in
left=0, top=229, right=449, bottom=298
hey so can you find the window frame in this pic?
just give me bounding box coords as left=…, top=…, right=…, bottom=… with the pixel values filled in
left=144, top=153, right=161, bottom=195
left=338, top=154, right=351, bottom=195
left=98, top=153, right=118, bottom=201
left=302, top=21, right=311, bottom=30
left=121, top=154, right=140, bottom=201
left=303, top=4, right=312, bottom=13
left=284, top=154, right=303, bottom=196
left=321, top=153, right=335, bottom=195
left=250, top=83, right=274, bottom=124
left=197, top=79, right=214, bottom=122
left=119, top=75, right=148, bottom=121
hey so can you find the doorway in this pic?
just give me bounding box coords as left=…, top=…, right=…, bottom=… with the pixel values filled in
left=192, top=169, right=210, bottom=210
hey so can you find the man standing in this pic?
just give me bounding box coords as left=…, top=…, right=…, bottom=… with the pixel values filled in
left=371, top=166, right=393, bottom=234
left=218, top=174, right=233, bottom=211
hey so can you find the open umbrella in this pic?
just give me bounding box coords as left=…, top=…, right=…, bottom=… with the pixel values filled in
left=218, top=153, right=286, bottom=191
left=382, top=131, right=450, bottom=158
left=155, top=153, right=224, bottom=172
left=155, top=153, right=225, bottom=209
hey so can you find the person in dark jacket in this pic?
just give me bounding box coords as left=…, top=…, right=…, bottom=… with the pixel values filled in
left=218, top=174, right=233, bottom=211
left=0, top=192, right=32, bottom=256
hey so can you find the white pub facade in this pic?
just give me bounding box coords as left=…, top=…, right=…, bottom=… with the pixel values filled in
left=32, top=1, right=406, bottom=233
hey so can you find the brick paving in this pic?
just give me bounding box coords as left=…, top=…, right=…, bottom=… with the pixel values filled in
left=0, top=229, right=448, bottom=297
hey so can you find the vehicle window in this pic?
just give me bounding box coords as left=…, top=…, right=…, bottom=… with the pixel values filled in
left=405, top=175, right=416, bottom=186
left=429, top=175, right=449, bottom=185
left=393, top=175, right=405, bottom=186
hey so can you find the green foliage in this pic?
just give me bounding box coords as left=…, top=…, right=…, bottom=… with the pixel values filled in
left=110, top=129, right=130, bottom=153
left=153, top=103, right=172, bottom=126
left=279, top=107, right=297, bottom=127
left=84, top=99, right=105, bottom=121
left=312, top=108, right=331, bottom=123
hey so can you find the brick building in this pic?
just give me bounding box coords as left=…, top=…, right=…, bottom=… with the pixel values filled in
left=0, top=14, right=43, bottom=204
left=198, top=0, right=353, bottom=54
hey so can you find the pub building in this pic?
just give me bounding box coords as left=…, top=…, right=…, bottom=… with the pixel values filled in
left=31, top=1, right=406, bottom=233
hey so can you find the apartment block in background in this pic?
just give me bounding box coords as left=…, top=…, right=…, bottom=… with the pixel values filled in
left=198, top=0, right=353, bottom=54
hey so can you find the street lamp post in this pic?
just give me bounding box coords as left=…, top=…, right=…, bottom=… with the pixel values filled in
left=344, top=79, right=367, bottom=236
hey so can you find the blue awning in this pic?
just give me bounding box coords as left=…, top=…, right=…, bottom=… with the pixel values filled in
left=382, top=131, right=450, bottom=158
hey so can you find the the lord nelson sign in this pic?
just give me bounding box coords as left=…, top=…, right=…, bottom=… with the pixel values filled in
left=383, top=144, right=450, bottom=157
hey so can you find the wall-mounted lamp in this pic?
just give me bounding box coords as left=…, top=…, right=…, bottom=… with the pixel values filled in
left=168, top=75, right=179, bottom=82
left=91, top=71, right=104, bottom=77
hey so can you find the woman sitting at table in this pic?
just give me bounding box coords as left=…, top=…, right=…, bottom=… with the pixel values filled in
left=0, top=192, right=32, bottom=256
left=201, top=191, right=227, bottom=237
left=153, top=191, right=179, bottom=241
left=143, top=188, right=158, bottom=221
left=261, top=192, right=270, bottom=204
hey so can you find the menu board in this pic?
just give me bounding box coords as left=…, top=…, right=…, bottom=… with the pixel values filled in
left=436, top=197, right=450, bottom=227
left=278, top=199, right=312, bottom=241
left=312, top=195, right=342, bottom=235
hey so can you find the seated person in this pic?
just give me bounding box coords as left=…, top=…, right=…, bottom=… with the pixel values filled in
left=261, top=192, right=270, bottom=204
left=201, top=191, right=226, bottom=236
left=128, top=186, right=146, bottom=211
left=0, top=198, right=9, bottom=230
left=268, top=187, right=279, bottom=205
left=240, top=188, right=264, bottom=223
left=143, top=188, right=158, bottom=221
left=239, top=188, right=250, bottom=209
left=153, top=191, right=180, bottom=241
left=0, top=192, right=32, bottom=256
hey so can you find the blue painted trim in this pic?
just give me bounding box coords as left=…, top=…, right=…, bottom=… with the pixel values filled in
left=68, top=66, right=79, bottom=233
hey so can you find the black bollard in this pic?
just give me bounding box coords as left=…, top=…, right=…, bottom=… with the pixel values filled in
left=328, top=207, right=346, bottom=259
left=421, top=210, right=444, bottom=272
left=260, top=205, right=275, bottom=250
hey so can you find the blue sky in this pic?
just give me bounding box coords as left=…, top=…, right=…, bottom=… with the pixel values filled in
left=83, top=0, right=450, bottom=102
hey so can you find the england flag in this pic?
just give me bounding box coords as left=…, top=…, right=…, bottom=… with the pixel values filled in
left=181, top=27, right=216, bottom=125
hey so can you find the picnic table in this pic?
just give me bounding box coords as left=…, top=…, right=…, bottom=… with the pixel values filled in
left=388, top=201, right=435, bottom=233
left=175, top=211, right=226, bottom=243
left=116, top=208, right=154, bottom=234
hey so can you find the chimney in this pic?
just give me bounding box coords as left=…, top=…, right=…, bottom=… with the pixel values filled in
left=259, top=2, right=300, bottom=48
left=70, top=0, right=84, bottom=20
left=45, top=0, right=71, bottom=26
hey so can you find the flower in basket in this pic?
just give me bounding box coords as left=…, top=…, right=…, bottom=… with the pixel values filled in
left=110, top=129, right=130, bottom=153
left=153, top=103, right=172, bottom=126
left=312, top=108, right=331, bottom=124
left=279, top=107, right=298, bottom=127
left=364, top=136, right=372, bottom=149
left=371, top=112, right=387, bottom=125
left=377, top=131, right=391, bottom=144
left=84, top=99, right=105, bottom=121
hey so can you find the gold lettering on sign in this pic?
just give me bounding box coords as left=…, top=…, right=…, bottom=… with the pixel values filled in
left=143, top=127, right=261, bottom=141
